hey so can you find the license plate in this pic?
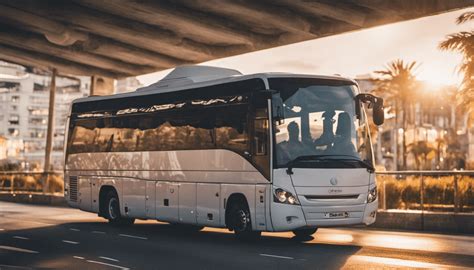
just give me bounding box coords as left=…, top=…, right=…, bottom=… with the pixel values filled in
left=324, top=212, right=349, bottom=218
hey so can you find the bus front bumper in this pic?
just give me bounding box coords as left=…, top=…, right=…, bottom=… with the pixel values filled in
left=270, top=200, right=378, bottom=231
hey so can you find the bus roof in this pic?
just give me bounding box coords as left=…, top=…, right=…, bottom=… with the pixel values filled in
left=73, top=65, right=357, bottom=104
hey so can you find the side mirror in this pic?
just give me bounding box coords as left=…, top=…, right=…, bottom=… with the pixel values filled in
left=373, top=106, right=384, bottom=125
left=355, top=93, right=384, bottom=126
left=271, top=92, right=284, bottom=122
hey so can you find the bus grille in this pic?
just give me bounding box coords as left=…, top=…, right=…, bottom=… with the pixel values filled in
left=69, top=176, right=78, bottom=202
left=305, top=194, right=359, bottom=200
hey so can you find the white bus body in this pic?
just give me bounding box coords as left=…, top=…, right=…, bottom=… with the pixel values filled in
left=64, top=66, right=380, bottom=238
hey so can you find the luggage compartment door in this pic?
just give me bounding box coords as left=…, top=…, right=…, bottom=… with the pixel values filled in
left=178, top=183, right=196, bottom=224
left=156, top=182, right=179, bottom=223
left=196, top=183, right=220, bottom=226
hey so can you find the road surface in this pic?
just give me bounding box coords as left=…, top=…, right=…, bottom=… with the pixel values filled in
left=0, top=201, right=473, bottom=269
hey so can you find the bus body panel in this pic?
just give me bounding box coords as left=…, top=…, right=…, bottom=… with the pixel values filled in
left=145, top=180, right=156, bottom=219
left=178, top=182, right=197, bottom=224
left=66, top=150, right=268, bottom=184
left=156, top=182, right=179, bottom=223
left=122, top=178, right=146, bottom=218
left=196, top=183, right=221, bottom=226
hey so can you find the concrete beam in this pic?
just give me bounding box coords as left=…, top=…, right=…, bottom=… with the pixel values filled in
left=0, top=30, right=155, bottom=76
left=272, top=0, right=368, bottom=27
left=2, top=2, right=215, bottom=62
left=0, top=44, right=124, bottom=78
left=74, top=0, right=255, bottom=47
left=0, top=5, right=88, bottom=46
left=174, top=0, right=314, bottom=37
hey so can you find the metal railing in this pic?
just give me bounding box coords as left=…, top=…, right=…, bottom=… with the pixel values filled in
left=376, top=170, right=474, bottom=214
left=0, top=170, right=472, bottom=215
left=0, top=171, right=64, bottom=194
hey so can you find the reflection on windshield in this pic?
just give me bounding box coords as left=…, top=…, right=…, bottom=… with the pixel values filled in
left=271, top=78, right=372, bottom=167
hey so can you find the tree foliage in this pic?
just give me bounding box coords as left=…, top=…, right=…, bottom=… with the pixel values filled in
left=439, top=11, right=474, bottom=116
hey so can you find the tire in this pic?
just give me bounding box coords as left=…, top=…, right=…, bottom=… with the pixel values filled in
left=292, top=228, right=318, bottom=238
left=104, top=190, right=135, bottom=226
left=228, top=200, right=261, bottom=240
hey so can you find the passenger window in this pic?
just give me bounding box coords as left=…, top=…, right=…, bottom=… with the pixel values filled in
left=215, top=105, right=249, bottom=154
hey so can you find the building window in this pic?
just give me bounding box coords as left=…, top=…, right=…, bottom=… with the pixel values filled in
left=11, top=96, right=20, bottom=103
left=8, top=128, right=19, bottom=136
left=8, top=114, right=19, bottom=125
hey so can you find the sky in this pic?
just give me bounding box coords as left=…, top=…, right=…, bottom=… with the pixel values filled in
left=138, top=7, right=474, bottom=87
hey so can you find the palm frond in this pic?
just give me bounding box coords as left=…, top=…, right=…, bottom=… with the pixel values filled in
left=456, top=11, right=474, bottom=24
left=439, top=31, right=474, bottom=53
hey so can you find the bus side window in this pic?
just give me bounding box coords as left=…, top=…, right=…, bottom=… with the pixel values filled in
left=253, top=118, right=268, bottom=156
left=251, top=108, right=270, bottom=179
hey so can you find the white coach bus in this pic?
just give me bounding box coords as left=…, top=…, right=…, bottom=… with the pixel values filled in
left=64, top=66, right=384, bottom=239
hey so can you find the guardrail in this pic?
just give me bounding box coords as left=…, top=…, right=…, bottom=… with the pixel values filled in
left=0, top=170, right=472, bottom=215
left=0, top=171, right=64, bottom=194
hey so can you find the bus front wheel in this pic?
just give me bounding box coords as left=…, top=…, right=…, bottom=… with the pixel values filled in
left=228, top=201, right=261, bottom=240
left=105, top=190, right=135, bottom=226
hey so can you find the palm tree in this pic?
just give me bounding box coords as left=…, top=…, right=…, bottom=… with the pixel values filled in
left=439, top=11, right=474, bottom=120
left=374, top=59, right=419, bottom=170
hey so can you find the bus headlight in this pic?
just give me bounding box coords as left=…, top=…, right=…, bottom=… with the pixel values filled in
left=274, top=188, right=300, bottom=205
left=367, top=186, right=377, bottom=203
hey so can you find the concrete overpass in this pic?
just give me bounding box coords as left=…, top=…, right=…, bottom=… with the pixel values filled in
left=0, top=0, right=473, bottom=80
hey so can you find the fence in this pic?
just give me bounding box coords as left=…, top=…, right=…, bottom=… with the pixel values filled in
left=0, top=171, right=64, bottom=194
left=376, top=170, right=474, bottom=214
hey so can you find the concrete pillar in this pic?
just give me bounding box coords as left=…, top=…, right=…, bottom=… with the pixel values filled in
left=43, top=68, right=56, bottom=172
left=90, top=75, right=115, bottom=96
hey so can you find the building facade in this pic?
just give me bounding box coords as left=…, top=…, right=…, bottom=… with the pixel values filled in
left=0, top=61, right=89, bottom=170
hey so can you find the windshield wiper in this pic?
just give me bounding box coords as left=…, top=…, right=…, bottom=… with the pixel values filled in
left=285, top=154, right=374, bottom=175
left=286, top=155, right=331, bottom=175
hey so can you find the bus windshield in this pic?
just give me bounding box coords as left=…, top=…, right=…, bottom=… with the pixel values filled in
left=269, top=78, right=373, bottom=168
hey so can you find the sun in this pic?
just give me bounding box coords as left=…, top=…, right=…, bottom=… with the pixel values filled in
left=416, top=69, right=460, bottom=86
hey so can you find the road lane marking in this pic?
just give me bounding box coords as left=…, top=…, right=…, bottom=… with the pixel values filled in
left=13, top=236, right=29, bottom=240
left=86, top=260, right=129, bottom=270
left=62, top=240, right=79, bottom=245
left=350, top=255, right=466, bottom=269
left=73, top=256, right=85, bottom=260
left=100, top=256, right=119, bottom=262
left=69, top=228, right=80, bottom=232
left=92, top=230, right=106, bottom=234
left=119, top=234, right=148, bottom=240
left=259, top=253, right=294, bottom=260
left=0, top=245, right=39, bottom=254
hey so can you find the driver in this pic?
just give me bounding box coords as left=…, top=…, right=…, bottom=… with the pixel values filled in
left=329, top=112, right=356, bottom=155
left=314, top=110, right=335, bottom=148
left=276, top=121, right=306, bottom=163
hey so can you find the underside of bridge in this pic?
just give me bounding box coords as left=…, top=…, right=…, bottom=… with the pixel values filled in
left=0, top=0, right=473, bottom=79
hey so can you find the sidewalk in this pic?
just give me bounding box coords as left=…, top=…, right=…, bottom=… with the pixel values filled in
left=0, top=191, right=67, bottom=206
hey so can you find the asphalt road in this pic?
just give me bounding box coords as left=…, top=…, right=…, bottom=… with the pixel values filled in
left=0, top=201, right=473, bottom=270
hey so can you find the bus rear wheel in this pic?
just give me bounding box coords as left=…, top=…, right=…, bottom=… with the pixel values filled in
left=105, top=190, right=135, bottom=226
left=228, top=201, right=261, bottom=240
left=292, top=228, right=318, bottom=238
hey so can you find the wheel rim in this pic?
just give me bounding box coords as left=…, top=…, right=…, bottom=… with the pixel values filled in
left=234, top=209, right=249, bottom=232
left=108, top=197, right=118, bottom=219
